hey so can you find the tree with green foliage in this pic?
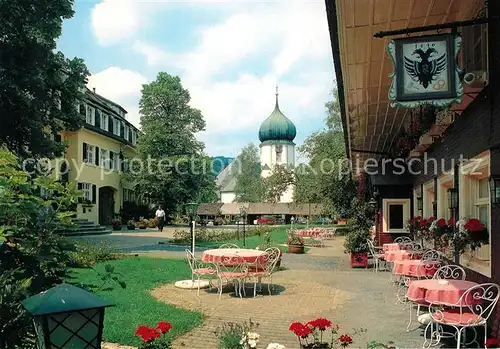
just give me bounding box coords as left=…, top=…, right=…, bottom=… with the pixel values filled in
left=131, top=73, right=217, bottom=218
left=0, top=147, right=81, bottom=348
left=0, top=0, right=89, bottom=159
left=234, top=143, right=263, bottom=202
left=262, top=164, right=296, bottom=203
left=295, top=89, right=355, bottom=217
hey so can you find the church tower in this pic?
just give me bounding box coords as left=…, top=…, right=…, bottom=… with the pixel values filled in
left=258, top=86, right=296, bottom=203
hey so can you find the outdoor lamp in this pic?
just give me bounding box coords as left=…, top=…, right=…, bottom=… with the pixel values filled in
left=490, top=176, right=500, bottom=205
left=447, top=188, right=458, bottom=210
left=22, top=283, right=114, bottom=349
left=239, top=206, right=248, bottom=247
left=416, top=196, right=423, bottom=212
left=368, top=197, right=377, bottom=210
left=432, top=201, right=437, bottom=213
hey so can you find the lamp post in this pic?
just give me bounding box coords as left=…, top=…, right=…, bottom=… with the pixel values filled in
left=184, top=202, right=199, bottom=254
left=239, top=206, right=248, bottom=247
left=490, top=176, right=500, bottom=205
left=447, top=188, right=459, bottom=263
left=22, top=283, right=114, bottom=349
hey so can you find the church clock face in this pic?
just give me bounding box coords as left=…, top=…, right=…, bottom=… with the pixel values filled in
left=275, top=145, right=283, bottom=162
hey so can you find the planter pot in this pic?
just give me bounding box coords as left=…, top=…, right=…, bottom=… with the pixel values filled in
left=138, top=226, right=147, bottom=229
left=127, top=225, right=135, bottom=230
left=338, top=219, right=347, bottom=225
left=350, top=252, right=368, bottom=268
left=112, top=225, right=122, bottom=231
left=287, top=244, right=304, bottom=254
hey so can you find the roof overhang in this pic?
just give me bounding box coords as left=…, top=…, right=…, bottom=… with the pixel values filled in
left=325, top=0, right=486, bottom=166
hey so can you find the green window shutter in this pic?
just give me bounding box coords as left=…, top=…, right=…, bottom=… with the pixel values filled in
left=92, top=185, right=96, bottom=204
left=95, top=147, right=100, bottom=166
left=83, top=143, right=87, bottom=162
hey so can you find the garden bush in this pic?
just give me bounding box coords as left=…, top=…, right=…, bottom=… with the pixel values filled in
left=171, top=226, right=273, bottom=244
left=68, top=240, right=123, bottom=267
left=0, top=147, right=81, bottom=348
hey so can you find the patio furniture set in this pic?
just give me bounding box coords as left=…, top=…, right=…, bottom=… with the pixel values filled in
left=368, top=236, right=499, bottom=349
left=186, top=244, right=281, bottom=299
left=294, top=228, right=336, bottom=247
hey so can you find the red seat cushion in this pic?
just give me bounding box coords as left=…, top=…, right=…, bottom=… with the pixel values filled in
left=433, top=309, right=483, bottom=325
left=219, top=271, right=246, bottom=278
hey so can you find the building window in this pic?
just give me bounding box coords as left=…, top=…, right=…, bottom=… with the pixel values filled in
left=131, top=130, right=136, bottom=145
left=459, top=152, right=491, bottom=276
left=382, top=199, right=410, bottom=233
left=82, top=183, right=92, bottom=202
left=124, top=125, right=129, bottom=141
left=100, top=149, right=111, bottom=169
left=101, top=113, right=108, bottom=131
left=113, top=118, right=120, bottom=136
left=85, top=144, right=95, bottom=164
left=86, top=105, right=95, bottom=125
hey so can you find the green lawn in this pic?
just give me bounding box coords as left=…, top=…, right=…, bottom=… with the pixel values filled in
left=66, top=257, right=202, bottom=346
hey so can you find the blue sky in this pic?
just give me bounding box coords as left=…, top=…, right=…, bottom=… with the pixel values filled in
left=57, top=0, right=335, bottom=158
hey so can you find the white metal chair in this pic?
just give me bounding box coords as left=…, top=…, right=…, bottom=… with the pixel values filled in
left=246, top=247, right=281, bottom=297
left=425, top=283, right=500, bottom=349
left=214, top=254, right=248, bottom=300
left=367, top=239, right=386, bottom=272
left=394, top=236, right=413, bottom=243
left=432, top=265, right=466, bottom=280
left=185, top=249, right=217, bottom=295
left=219, top=243, right=239, bottom=249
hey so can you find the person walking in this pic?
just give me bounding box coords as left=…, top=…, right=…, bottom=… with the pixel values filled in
left=155, top=205, right=165, bottom=232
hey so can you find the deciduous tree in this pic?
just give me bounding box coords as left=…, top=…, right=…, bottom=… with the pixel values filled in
left=132, top=73, right=216, bottom=218
left=0, top=0, right=89, bottom=159
left=261, top=164, right=296, bottom=203
left=234, top=143, right=263, bottom=202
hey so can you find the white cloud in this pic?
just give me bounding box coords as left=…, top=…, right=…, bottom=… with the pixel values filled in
left=87, top=67, right=148, bottom=128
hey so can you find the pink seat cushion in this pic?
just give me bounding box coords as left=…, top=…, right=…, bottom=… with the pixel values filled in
left=247, top=271, right=266, bottom=277
left=194, top=268, right=215, bottom=275
left=433, top=309, right=483, bottom=325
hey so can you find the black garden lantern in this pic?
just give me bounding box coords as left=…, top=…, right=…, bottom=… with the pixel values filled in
left=368, top=197, right=378, bottom=210
left=22, top=283, right=114, bottom=349
left=489, top=176, right=500, bottom=205
left=447, top=188, right=458, bottom=211
left=416, top=196, right=423, bottom=212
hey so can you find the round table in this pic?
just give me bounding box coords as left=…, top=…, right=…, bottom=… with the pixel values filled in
left=385, top=250, right=417, bottom=262
left=202, top=248, right=267, bottom=264
left=393, top=260, right=440, bottom=278
left=383, top=243, right=401, bottom=252
left=407, top=279, right=479, bottom=305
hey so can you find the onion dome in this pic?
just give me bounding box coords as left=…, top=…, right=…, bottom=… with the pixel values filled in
left=258, top=87, right=296, bottom=143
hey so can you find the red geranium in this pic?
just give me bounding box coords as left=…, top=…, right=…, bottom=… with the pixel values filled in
left=465, top=218, right=486, bottom=232
left=437, top=218, right=447, bottom=227
left=157, top=321, right=172, bottom=334
left=289, top=322, right=312, bottom=338
left=419, top=219, right=428, bottom=228
left=339, top=334, right=353, bottom=347
left=134, top=325, right=161, bottom=342
left=306, top=317, right=332, bottom=331
left=448, top=217, right=456, bottom=226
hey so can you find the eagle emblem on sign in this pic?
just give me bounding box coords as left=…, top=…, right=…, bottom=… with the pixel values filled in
left=404, top=48, right=447, bottom=89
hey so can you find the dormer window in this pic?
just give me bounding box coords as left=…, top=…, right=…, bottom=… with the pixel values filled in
left=85, top=106, right=95, bottom=125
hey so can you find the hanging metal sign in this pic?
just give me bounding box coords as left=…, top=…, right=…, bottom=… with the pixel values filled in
left=387, top=33, right=463, bottom=108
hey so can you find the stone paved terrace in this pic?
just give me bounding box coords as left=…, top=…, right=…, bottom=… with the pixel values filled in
left=98, top=236, right=427, bottom=349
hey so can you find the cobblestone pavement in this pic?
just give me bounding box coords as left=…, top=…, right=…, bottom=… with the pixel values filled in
left=100, top=238, right=427, bottom=349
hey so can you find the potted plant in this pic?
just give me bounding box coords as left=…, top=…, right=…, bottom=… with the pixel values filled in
left=287, top=230, right=304, bottom=254
left=288, top=317, right=364, bottom=348
left=343, top=230, right=370, bottom=267
left=136, top=217, right=147, bottom=229
left=127, top=220, right=136, bottom=230
left=111, top=218, right=122, bottom=231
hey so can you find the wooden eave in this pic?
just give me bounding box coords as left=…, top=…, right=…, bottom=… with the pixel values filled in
left=326, top=0, right=486, bottom=166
